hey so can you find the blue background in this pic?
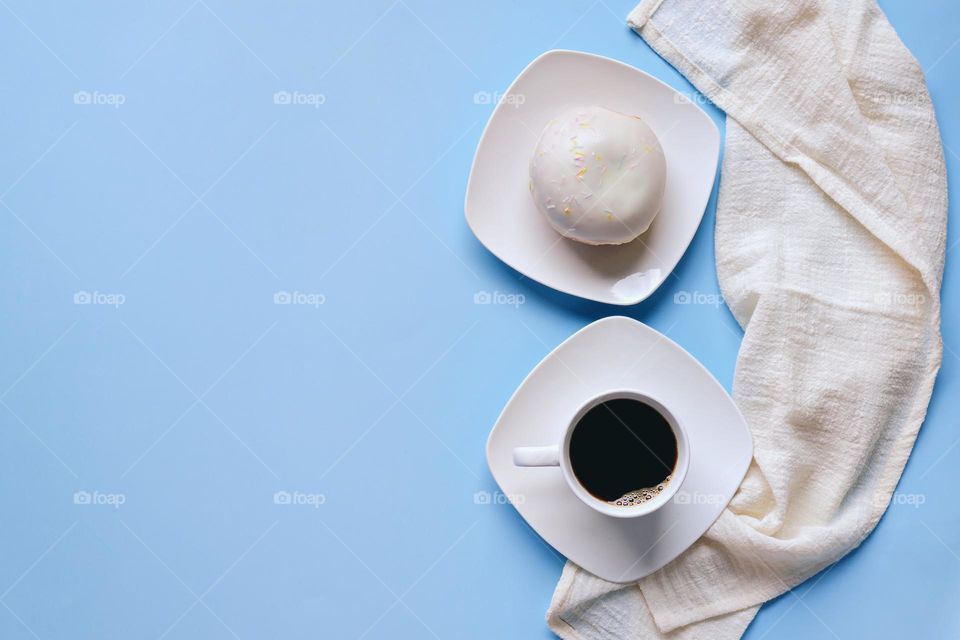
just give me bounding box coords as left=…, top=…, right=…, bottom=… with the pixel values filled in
left=0, top=1, right=956, bottom=638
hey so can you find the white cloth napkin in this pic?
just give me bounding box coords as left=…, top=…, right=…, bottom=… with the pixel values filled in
left=547, top=0, right=947, bottom=637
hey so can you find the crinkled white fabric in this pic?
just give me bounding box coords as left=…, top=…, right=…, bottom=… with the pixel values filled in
left=547, top=0, right=946, bottom=637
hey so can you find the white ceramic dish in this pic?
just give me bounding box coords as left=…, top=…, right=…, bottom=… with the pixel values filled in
left=486, top=316, right=752, bottom=582
left=465, top=50, right=720, bottom=305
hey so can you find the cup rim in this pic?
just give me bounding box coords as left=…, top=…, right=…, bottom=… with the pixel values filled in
left=558, top=389, right=689, bottom=518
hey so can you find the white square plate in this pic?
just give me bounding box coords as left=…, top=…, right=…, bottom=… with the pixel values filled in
left=465, top=50, right=720, bottom=305
left=486, top=317, right=752, bottom=582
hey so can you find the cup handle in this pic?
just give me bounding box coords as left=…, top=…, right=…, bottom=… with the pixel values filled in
left=512, top=445, right=560, bottom=467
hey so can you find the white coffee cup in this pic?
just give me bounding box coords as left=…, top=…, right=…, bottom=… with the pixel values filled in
left=512, top=390, right=689, bottom=518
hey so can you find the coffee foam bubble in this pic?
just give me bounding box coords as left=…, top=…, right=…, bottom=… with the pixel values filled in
left=609, top=476, right=671, bottom=507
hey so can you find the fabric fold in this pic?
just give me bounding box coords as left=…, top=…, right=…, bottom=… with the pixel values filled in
left=548, top=0, right=945, bottom=637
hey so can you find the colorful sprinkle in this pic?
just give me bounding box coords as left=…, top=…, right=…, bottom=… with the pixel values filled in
left=576, top=167, right=587, bottom=179
left=563, top=207, right=572, bottom=216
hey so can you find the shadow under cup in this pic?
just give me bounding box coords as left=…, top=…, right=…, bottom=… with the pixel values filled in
left=564, top=391, right=689, bottom=518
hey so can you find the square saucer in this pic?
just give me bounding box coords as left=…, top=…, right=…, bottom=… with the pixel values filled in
left=465, top=50, right=720, bottom=305
left=486, top=317, right=751, bottom=582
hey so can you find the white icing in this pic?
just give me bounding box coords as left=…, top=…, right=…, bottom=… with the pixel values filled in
left=529, top=106, right=666, bottom=245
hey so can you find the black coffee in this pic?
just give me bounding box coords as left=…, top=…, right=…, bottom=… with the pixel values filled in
left=569, top=398, right=677, bottom=506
